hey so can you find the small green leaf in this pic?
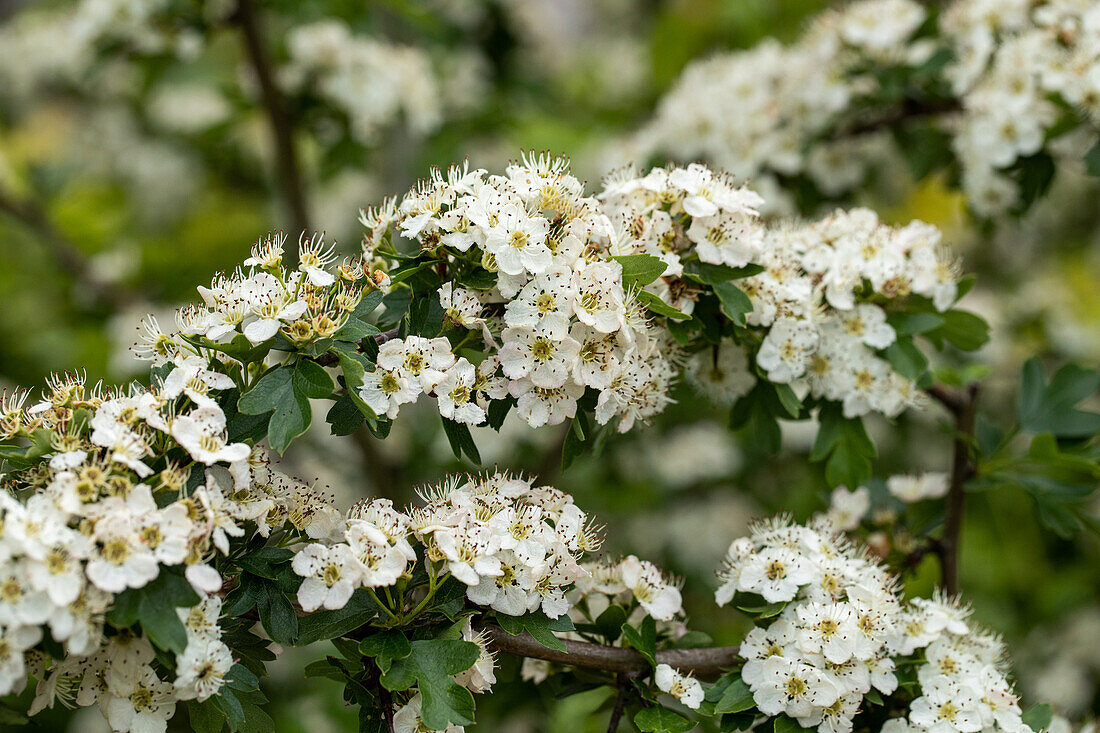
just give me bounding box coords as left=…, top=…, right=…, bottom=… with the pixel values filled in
left=714, top=678, right=755, bottom=714
left=634, top=706, right=695, bottom=733
left=637, top=290, right=692, bottom=320
left=773, top=714, right=803, bottom=733
left=621, top=616, right=657, bottom=669
left=1022, top=704, right=1053, bottom=732
left=496, top=610, right=574, bottom=652
left=360, top=631, right=413, bottom=674
left=295, top=589, right=383, bottom=646
left=712, top=282, right=753, bottom=325
left=614, top=254, right=668, bottom=286
left=811, top=404, right=876, bottom=488
left=1017, top=359, right=1100, bottom=438
left=238, top=361, right=336, bottom=454
left=441, top=417, right=481, bottom=465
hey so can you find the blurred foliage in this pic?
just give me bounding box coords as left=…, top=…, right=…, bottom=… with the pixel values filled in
left=0, top=0, right=1098, bottom=731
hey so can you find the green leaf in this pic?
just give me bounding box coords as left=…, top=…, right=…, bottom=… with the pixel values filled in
left=496, top=610, right=574, bottom=652
left=1017, top=359, right=1100, bottom=438
left=441, top=417, right=481, bottom=465
left=238, top=361, right=336, bottom=454
left=360, top=631, right=413, bottom=674
left=1022, top=704, right=1053, bottom=732
left=108, top=570, right=200, bottom=654
left=594, top=604, right=627, bottom=642
left=684, top=261, right=764, bottom=284
left=380, top=639, right=481, bottom=730
left=634, top=706, right=695, bottom=733
left=882, top=336, right=930, bottom=382
left=256, top=579, right=298, bottom=646
left=561, top=413, right=589, bottom=471
left=621, top=616, right=657, bottom=669
left=335, top=290, right=384, bottom=341
left=637, top=290, right=692, bottom=320
left=714, top=678, right=755, bottom=714
left=925, top=310, right=990, bottom=352
left=712, top=282, right=753, bottom=326
left=295, top=589, right=383, bottom=646
left=1086, top=139, right=1100, bottom=177
left=614, top=254, right=668, bottom=286
left=188, top=699, right=224, bottom=733
left=196, top=333, right=274, bottom=366
left=0, top=702, right=28, bottom=726
left=811, top=404, right=876, bottom=488
left=773, top=715, right=802, bottom=733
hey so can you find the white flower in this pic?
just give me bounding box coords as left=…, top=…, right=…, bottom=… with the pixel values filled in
left=572, top=261, right=626, bottom=334
left=86, top=517, right=160, bottom=594
left=484, top=204, right=552, bottom=276
left=377, top=336, right=456, bottom=392
left=510, top=378, right=583, bottom=428
left=824, top=486, right=870, bottom=531
left=837, top=304, right=896, bottom=350
left=0, top=624, right=41, bottom=696
left=909, top=677, right=985, bottom=733
left=435, top=359, right=487, bottom=425
left=173, top=637, right=233, bottom=702
left=434, top=517, right=502, bottom=586
left=171, top=405, right=250, bottom=465
left=393, top=693, right=464, bottom=733
left=292, top=543, right=364, bottom=612
left=359, top=366, right=420, bottom=419
left=505, top=266, right=577, bottom=332
left=686, top=340, right=756, bottom=405
left=161, top=355, right=236, bottom=407
left=619, top=556, right=682, bottom=621
left=345, top=519, right=415, bottom=588
left=239, top=272, right=308, bottom=344
left=499, top=325, right=581, bottom=389
left=439, top=283, right=484, bottom=328
left=105, top=666, right=177, bottom=733
left=454, top=618, right=497, bottom=693
left=736, top=546, right=816, bottom=603
left=757, top=318, right=820, bottom=383
left=751, top=655, right=840, bottom=719
left=795, top=602, right=861, bottom=664
left=655, top=664, right=704, bottom=710
left=887, top=473, right=949, bottom=503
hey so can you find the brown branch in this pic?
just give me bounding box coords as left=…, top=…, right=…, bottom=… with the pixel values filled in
left=932, top=382, right=979, bottom=596
left=832, top=98, right=962, bottom=140
left=607, top=673, right=630, bottom=732
left=233, top=0, right=311, bottom=245
left=0, top=186, right=135, bottom=310
left=479, top=625, right=740, bottom=677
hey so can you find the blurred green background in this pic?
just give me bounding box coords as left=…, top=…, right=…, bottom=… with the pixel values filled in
left=1, top=0, right=1097, bottom=730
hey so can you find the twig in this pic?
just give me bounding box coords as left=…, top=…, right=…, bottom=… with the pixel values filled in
left=0, top=186, right=135, bottom=310
left=607, top=673, right=630, bottom=732
left=233, top=0, right=312, bottom=245
left=831, top=98, right=962, bottom=140
left=479, top=625, right=740, bottom=676
left=932, top=382, right=980, bottom=595
left=310, top=327, right=401, bottom=367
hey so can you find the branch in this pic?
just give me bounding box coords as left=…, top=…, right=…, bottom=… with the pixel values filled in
left=311, top=327, right=401, bottom=367
left=0, top=185, right=135, bottom=310
left=608, top=673, right=629, bottom=732
left=932, top=382, right=980, bottom=595
left=479, top=625, right=740, bottom=677
left=232, top=0, right=311, bottom=243
left=831, top=97, right=962, bottom=140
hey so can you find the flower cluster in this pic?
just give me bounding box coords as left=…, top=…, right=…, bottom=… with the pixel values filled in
left=0, top=365, right=338, bottom=731
left=134, top=231, right=382, bottom=362
left=625, top=0, right=1100, bottom=217
left=285, top=19, right=446, bottom=144
left=291, top=471, right=606, bottom=619
left=716, top=518, right=1030, bottom=733
left=601, top=170, right=957, bottom=418
left=350, top=155, right=965, bottom=434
